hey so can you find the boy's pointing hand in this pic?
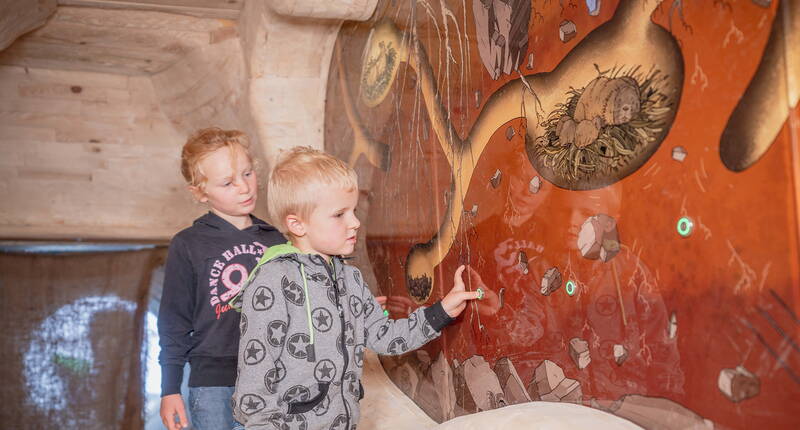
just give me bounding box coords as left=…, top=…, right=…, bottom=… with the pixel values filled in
left=441, top=265, right=481, bottom=318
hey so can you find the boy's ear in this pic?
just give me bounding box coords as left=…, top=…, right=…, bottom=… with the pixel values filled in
left=188, top=185, right=208, bottom=203
left=285, top=214, right=306, bottom=237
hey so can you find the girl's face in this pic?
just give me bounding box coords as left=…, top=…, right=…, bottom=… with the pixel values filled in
left=193, top=144, right=257, bottom=225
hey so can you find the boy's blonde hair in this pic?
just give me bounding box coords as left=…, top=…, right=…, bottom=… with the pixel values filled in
left=268, top=146, right=358, bottom=235
left=181, top=127, right=253, bottom=189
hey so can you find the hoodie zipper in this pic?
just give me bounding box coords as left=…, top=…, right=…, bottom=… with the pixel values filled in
left=299, top=263, right=314, bottom=346
left=324, top=258, right=351, bottom=428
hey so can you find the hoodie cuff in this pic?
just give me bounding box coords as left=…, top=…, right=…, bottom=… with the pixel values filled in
left=423, top=301, right=454, bottom=332
left=161, top=364, right=184, bottom=396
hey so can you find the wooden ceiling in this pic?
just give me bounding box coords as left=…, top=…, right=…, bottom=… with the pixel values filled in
left=0, top=0, right=242, bottom=75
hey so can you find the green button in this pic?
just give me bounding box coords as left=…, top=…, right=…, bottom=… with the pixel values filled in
left=677, top=217, right=694, bottom=238
left=565, top=280, right=576, bottom=296
left=383, top=309, right=389, bottom=317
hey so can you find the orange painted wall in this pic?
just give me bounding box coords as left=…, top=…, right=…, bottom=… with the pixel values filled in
left=325, top=0, right=799, bottom=428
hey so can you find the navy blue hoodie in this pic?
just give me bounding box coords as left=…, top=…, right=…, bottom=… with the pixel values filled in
left=157, top=212, right=285, bottom=396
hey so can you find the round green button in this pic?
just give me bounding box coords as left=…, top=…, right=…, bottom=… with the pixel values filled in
left=565, top=280, right=576, bottom=296
left=677, top=217, right=694, bottom=238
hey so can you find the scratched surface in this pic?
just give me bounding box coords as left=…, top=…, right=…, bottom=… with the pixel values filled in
left=325, top=1, right=800, bottom=428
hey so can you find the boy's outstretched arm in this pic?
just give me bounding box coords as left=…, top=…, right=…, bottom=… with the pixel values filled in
left=362, top=265, right=480, bottom=355
left=440, top=265, right=481, bottom=318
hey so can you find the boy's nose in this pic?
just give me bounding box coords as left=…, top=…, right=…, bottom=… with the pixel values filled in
left=350, top=215, right=360, bottom=230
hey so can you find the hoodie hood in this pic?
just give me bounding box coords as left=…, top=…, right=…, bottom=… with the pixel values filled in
left=229, top=242, right=347, bottom=311
left=194, top=211, right=278, bottom=234
left=252, top=242, right=348, bottom=278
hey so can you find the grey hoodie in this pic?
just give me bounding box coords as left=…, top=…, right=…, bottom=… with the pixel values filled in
left=232, top=243, right=453, bottom=430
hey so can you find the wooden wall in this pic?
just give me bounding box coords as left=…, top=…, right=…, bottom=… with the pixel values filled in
left=0, top=1, right=383, bottom=240
left=0, top=65, right=205, bottom=240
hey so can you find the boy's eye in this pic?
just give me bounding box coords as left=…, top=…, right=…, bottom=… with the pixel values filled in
left=335, top=212, right=344, bottom=218
left=244, top=170, right=253, bottom=177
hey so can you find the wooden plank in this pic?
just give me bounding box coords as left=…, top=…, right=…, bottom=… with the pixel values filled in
left=79, top=100, right=150, bottom=121
left=20, top=142, right=109, bottom=170
left=0, top=224, right=179, bottom=241
left=0, top=39, right=174, bottom=75
left=0, top=97, right=82, bottom=115
left=54, top=6, right=231, bottom=32
left=54, top=125, right=133, bottom=144
left=26, top=20, right=211, bottom=53
left=0, top=110, right=125, bottom=131
left=17, top=82, right=132, bottom=104
left=0, top=149, right=21, bottom=167
left=0, top=125, right=56, bottom=142
left=57, top=0, right=241, bottom=20
left=0, top=111, right=135, bottom=144
left=0, top=65, right=131, bottom=90
left=16, top=168, right=92, bottom=182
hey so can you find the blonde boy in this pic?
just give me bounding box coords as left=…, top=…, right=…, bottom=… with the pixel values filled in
left=232, top=147, right=477, bottom=430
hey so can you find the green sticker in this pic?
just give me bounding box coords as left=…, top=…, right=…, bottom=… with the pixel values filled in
left=565, top=280, right=576, bottom=296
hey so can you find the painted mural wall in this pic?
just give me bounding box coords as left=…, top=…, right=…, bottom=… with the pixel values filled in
left=324, top=0, right=800, bottom=428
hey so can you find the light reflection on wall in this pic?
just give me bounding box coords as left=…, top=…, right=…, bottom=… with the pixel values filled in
left=145, top=311, right=161, bottom=396
left=23, top=296, right=136, bottom=413
left=144, top=311, right=162, bottom=429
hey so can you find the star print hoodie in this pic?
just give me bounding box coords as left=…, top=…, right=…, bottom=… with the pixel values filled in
left=231, top=243, right=453, bottom=430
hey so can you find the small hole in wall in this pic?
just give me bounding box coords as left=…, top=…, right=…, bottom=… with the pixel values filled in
left=70, top=86, right=82, bottom=94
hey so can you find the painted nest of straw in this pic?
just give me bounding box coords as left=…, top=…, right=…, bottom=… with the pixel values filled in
left=534, top=66, right=673, bottom=183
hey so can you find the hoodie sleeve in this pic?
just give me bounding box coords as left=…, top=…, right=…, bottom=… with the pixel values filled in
left=233, top=262, right=291, bottom=427
left=157, top=235, right=195, bottom=396
left=354, top=268, right=453, bottom=355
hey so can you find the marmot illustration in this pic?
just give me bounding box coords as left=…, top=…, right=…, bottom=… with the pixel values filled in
left=556, top=76, right=641, bottom=148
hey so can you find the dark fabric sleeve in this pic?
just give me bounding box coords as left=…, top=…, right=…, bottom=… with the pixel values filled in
left=157, top=236, right=196, bottom=396
left=423, top=301, right=454, bottom=332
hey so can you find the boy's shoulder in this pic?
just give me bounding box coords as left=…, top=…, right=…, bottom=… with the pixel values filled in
left=250, top=252, right=301, bottom=282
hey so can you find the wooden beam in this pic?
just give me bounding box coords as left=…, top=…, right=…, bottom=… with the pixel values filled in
left=0, top=7, right=233, bottom=75
left=58, top=0, right=242, bottom=20
left=0, top=39, right=174, bottom=75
